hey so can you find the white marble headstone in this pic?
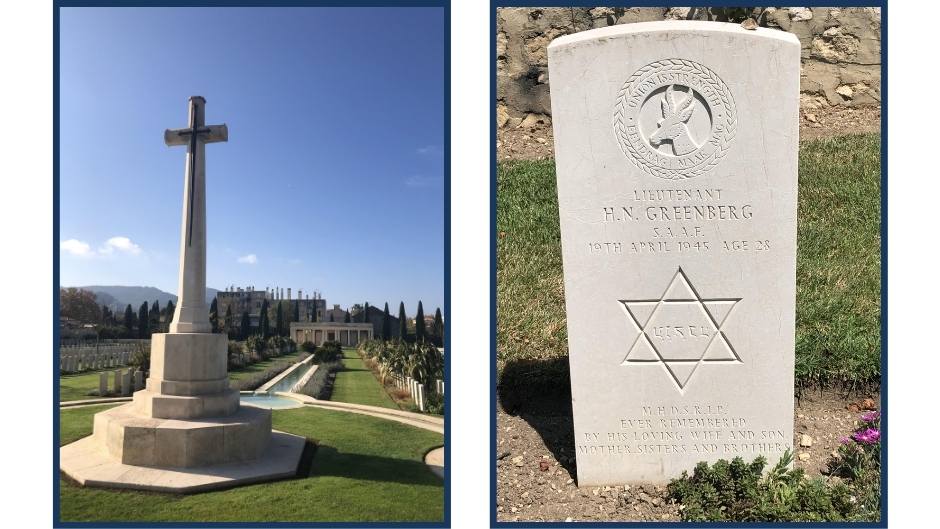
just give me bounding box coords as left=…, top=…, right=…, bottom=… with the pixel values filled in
left=548, top=21, right=800, bottom=485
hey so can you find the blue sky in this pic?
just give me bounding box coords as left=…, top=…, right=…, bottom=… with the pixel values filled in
left=59, top=6, right=446, bottom=315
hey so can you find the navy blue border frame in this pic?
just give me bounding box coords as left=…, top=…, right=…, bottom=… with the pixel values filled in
left=489, top=2, right=888, bottom=527
left=52, top=1, right=450, bottom=527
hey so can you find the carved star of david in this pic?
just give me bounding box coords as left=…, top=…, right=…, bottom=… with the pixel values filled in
left=619, top=267, right=742, bottom=390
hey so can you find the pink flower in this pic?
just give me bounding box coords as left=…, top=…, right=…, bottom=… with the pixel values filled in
left=839, top=436, right=851, bottom=445
left=851, top=428, right=881, bottom=445
left=860, top=411, right=880, bottom=423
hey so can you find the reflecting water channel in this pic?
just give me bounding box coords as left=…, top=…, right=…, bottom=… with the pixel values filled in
left=238, top=358, right=316, bottom=410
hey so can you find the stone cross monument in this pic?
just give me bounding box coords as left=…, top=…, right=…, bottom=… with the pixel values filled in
left=164, top=96, right=227, bottom=333
left=60, top=97, right=305, bottom=493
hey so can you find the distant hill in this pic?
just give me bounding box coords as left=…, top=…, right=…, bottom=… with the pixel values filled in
left=70, top=285, right=220, bottom=311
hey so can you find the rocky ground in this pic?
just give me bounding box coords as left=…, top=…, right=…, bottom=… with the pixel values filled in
left=495, top=388, right=879, bottom=522
left=496, top=105, right=881, bottom=161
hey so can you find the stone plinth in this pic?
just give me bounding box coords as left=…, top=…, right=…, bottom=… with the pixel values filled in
left=133, top=388, right=240, bottom=420
left=148, top=332, right=228, bottom=395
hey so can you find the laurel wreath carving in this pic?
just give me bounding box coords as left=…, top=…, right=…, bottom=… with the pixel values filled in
left=614, top=59, right=737, bottom=180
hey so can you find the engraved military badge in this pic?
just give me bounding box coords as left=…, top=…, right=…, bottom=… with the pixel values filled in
left=614, top=59, right=737, bottom=180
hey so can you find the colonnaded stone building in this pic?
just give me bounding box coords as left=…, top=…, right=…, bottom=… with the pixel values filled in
left=290, top=321, right=374, bottom=347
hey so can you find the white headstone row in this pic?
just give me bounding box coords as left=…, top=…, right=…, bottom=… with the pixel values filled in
left=59, top=348, right=135, bottom=373
left=93, top=368, right=145, bottom=397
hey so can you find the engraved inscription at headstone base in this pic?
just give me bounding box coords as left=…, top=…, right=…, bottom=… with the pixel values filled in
left=548, top=21, right=800, bottom=485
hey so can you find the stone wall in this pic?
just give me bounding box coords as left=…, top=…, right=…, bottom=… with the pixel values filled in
left=496, top=7, right=881, bottom=125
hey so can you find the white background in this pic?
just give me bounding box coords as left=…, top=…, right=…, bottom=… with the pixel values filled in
left=0, top=1, right=934, bottom=527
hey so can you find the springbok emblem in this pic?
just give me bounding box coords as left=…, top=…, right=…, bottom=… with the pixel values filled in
left=649, top=85, right=700, bottom=156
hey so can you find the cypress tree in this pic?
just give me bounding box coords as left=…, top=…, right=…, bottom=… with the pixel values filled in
left=398, top=301, right=407, bottom=341
left=275, top=302, right=284, bottom=337
left=293, top=300, right=299, bottom=323
left=224, top=304, right=233, bottom=335
left=164, top=299, right=175, bottom=329
left=209, top=298, right=219, bottom=333
left=240, top=310, right=251, bottom=340
left=329, top=312, right=334, bottom=322
left=138, top=301, right=150, bottom=339
left=344, top=311, right=351, bottom=323
left=415, top=301, right=426, bottom=343
left=364, top=302, right=371, bottom=323
left=150, top=300, right=160, bottom=330
left=260, top=299, right=270, bottom=338
left=124, top=304, right=134, bottom=337
left=382, top=302, right=391, bottom=340
left=433, top=307, right=444, bottom=347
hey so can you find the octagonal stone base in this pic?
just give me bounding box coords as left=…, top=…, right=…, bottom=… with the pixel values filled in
left=91, top=402, right=271, bottom=467
left=61, top=429, right=306, bottom=493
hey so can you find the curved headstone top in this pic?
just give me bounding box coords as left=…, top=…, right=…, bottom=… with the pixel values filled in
left=547, top=20, right=800, bottom=50
left=548, top=22, right=800, bottom=485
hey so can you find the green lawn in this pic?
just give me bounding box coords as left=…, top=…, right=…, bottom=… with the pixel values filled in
left=497, top=134, right=881, bottom=390
left=59, top=370, right=111, bottom=402
left=59, top=404, right=444, bottom=522
left=227, top=350, right=303, bottom=382
left=330, top=348, right=399, bottom=409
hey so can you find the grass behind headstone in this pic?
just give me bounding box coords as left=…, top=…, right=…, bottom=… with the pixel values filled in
left=496, top=134, right=881, bottom=403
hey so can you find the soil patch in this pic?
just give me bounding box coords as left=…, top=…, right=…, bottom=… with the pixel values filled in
left=495, top=388, right=879, bottom=522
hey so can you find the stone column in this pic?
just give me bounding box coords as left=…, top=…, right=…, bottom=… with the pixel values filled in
left=99, top=372, right=109, bottom=396
left=113, top=369, right=122, bottom=395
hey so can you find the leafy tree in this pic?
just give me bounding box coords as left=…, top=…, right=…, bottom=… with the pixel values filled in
left=124, top=304, right=135, bottom=336
left=240, top=310, right=251, bottom=340
left=224, top=304, right=233, bottom=335
left=382, top=302, right=391, bottom=340
left=415, top=301, right=426, bottom=343
left=364, top=302, right=371, bottom=323
left=138, top=301, right=150, bottom=339
left=344, top=311, right=351, bottom=323
left=129, top=342, right=151, bottom=373
left=275, top=302, right=284, bottom=337
left=398, top=301, right=407, bottom=341
left=209, top=298, right=219, bottom=333
left=60, top=288, right=101, bottom=323
left=433, top=307, right=444, bottom=347
left=259, top=299, right=270, bottom=338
